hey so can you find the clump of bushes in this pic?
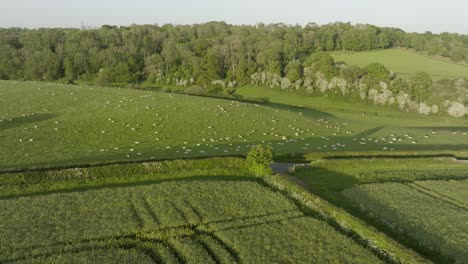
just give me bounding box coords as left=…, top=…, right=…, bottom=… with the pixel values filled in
left=246, top=144, right=273, bottom=176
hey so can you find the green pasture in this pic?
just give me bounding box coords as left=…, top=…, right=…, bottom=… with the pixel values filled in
left=332, top=48, right=468, bottom=79
left=1, top=81, right=468, bottom=171
left=237, top=86, right=468, bottom=151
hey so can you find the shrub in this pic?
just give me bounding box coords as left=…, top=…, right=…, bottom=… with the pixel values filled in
left=447, top=102, right=467, bottom=117
left=183, top=85, right=205, bottom=95
left=246, top=145, right=273, bottom=176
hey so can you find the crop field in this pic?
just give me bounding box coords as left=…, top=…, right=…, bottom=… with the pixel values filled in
left=332, top=48, right=468, bottom=79
left=2, top=80, right=468, bottom=171
left=293, top=157, right=468, bottom=263
left=343, top=180, right=468, bottom=264
left=0, top=159, right=389, bottom=264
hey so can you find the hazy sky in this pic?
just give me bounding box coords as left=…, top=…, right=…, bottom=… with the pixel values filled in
left=1, top=0, right=467, bottom=34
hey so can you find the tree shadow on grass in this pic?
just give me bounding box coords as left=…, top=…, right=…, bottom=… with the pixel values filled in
left=3, top=124, right=468, bottom=173
left=291, top=165, right=455, bottom=264
left=406, top=126, right=468, bottom=132
left=0, top=174, right=262, bottom=200
left=293, top=166, right=358, bottom=194
left=261, top=101, right=336, bottom=119
left=354, top=126, right=385, bottom=138
left=0, top=113, right=57, bottom=130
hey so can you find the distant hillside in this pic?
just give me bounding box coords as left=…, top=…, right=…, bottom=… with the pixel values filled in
left=333, top=48, right=468, bottom=80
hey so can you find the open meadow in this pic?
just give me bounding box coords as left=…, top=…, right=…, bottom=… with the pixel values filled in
left=2, top=80, right=468, bottom=172
left=332, top=48, right=468, bottom=79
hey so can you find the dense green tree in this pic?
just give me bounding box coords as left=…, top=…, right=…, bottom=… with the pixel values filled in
left=246, top=144, right=273, bottom=176
left=378, top=32, right=390, bottom=48
left=304, top=52, right=337, bottom=79
left=365, top=62, right=390, bottom=81
left=285, top=61, right=302, bottom=81
left=339, top=65, right=365, bottom=82
left=409, top=72, right=433, bottom=101
left=390, top=77, right=409, bottom=93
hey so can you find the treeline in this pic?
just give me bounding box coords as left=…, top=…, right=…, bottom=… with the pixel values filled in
left=251, top=52, right=468, bottom=117
left=0, top=22, right=467, bottom=117
left=1, top=22, right=468, bottom=85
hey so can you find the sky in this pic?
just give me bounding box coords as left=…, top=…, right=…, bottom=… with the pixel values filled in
left=1, top=0, right=467, bottom=34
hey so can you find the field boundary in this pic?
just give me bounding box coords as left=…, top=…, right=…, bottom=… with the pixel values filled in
left=260, top=174, right=430, bottom=264
left=3, top=151, right=467, bottom=176
left=303, top=151, right=468, bottom=161
left=0, top=155, right=246, bottom=175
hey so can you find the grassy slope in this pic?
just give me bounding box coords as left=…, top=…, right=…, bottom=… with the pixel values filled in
left=332, top=48, right=468, bottom=79
left=237, top=86, right=468, bottom=154
left=0, top=81, right=342, bottom=170
left=2, top=81, right=468, bottom=170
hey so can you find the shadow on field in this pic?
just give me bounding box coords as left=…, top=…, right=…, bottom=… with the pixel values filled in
left=291, top=166, right=457, bottom=264
left=261, top=102, right=336, bottom=119
left=294, top=167, right=357, bottom=193
left=3, top=122, right=468, bottom=172
left=0, top=113, right=56, bottom=130
left=0, top=175, right=261, bottom=200
left=406, top=126, right=468, bottom=132
left=354, top=126, right=385, bottom=138
left=171, top=90, right=337, bottom=119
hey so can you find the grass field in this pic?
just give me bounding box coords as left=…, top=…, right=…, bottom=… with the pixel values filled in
left=332, top=48, right=468, bottom=79
left=343, top=180, right=468, bottom=264
left=1, top=80, right=467, bottom=263
left=0, top=157, right=396, bottom=264
left=237, top=86, right=468, bottom=150
left=1, top=80, right=468, bottom=171
left=0, top=80, right=345, bottom=170
left=293, top=157, right=468, bottom=263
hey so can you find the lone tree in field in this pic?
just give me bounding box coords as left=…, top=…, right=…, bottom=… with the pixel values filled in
left=246, top=144, right=273, bottom=176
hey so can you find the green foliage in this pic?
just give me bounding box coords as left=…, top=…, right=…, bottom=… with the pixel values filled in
left=409, top=72, right=433, bottom=101
left=246, top=144, right=273, bottom=176
left=305, top=52, right=337, bottom=79
left=389, top=77, right=409, bottom=93
left=183, top=85, right=206, bottom=95
left=339, top=65, right=365, bottom=82
left=285, top=60, right=302, bottom=81
left=378, top=32, right=390, bottom=49
left=365, top=62, right=390, bottom=81
left=1, top=23, right=467, bottom=87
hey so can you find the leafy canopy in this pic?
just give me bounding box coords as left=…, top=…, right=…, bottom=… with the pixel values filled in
left=246, top=145, right=274, bottom=176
